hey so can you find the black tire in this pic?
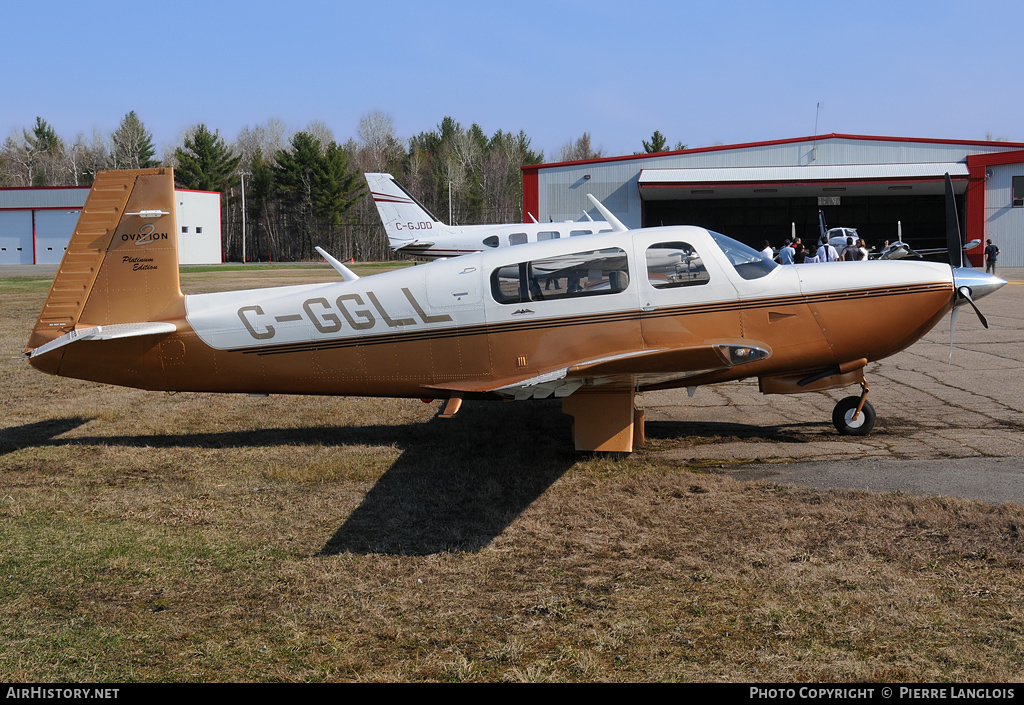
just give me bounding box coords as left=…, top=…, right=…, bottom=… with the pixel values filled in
left=832, top=396, right=876, bottom=436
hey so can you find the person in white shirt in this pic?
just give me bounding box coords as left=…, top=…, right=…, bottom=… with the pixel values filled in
left=856, top=238, right=869, bottom=261
left=816, top=237, right=839, bottom=262
left=760, top=240, right=774, bottom=260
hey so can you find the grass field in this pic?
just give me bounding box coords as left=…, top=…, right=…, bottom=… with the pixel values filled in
left=1, top=266, right=1022, bottom=682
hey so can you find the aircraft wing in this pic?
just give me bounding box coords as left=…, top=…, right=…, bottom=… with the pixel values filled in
left=910, top=239, right=982, bottom=258
left=872, top=239, right=982, bottom=261
left=424, top=340, right=771, bottom=400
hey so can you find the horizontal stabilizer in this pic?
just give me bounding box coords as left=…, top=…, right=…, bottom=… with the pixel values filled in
left=395, top=240, right=436, bottom=250
left=29, top=322, right=177, bottom=359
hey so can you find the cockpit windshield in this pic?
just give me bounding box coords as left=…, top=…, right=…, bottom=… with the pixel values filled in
left=708, top=231, right=778, bottom=280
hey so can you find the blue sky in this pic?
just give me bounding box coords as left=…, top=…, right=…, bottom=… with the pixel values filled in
left=5, top=0, right=1023, bottom=159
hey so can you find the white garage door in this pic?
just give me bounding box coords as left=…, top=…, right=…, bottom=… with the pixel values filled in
left=0, top=211, right=34, bottom=264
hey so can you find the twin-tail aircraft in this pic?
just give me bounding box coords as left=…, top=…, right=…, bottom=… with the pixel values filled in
left=365, top=172, right=614, bottom=259
left=25, top=168, right=1005, bottom=453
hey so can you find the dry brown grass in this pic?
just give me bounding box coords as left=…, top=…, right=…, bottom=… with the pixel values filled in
left=1, top=267, right=1022, bottom=682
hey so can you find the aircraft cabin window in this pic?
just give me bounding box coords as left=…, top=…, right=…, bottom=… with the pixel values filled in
left=708, top=231, right=777, bottom=280
left=483, top=236, right=499, bottom=248
left=538, top=231, right=559, bottom=241
left=509, top=233, right=528, bottom=246
left=570, top=230, right=592, bottom=237
left=646, top=242, right=710, bottom=288
left=491, top=247, right=630, bottom=304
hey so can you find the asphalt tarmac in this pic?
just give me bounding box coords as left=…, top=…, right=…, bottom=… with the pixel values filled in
left=644, top=266, right=1024, bottom=505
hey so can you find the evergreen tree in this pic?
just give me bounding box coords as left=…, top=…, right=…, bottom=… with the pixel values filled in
left=642, top=130, right=670, bottom=153
left=273, top=131, right=322, bottom=228
left=25, top=117, right=61, bottom=154
left=314, top=142, right=363, bottom=228
left=274, top=131, right=363, bottom=257
left=173, top=124, right=240, bottom=193
left=23, top=117, right=64, bottom=186
left=110, top=111, right=158, bottom=169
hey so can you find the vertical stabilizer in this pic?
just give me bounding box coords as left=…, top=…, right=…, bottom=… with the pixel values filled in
left=364, top=172, right=447, bottom=249
left=26, top=168, right=184, bottom=352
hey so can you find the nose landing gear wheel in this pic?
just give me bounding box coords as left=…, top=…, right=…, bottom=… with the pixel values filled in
left=832, top=396, right=876, bottom=436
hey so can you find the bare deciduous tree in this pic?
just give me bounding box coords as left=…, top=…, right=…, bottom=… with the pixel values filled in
left=557, top=132, right=603, bottom=162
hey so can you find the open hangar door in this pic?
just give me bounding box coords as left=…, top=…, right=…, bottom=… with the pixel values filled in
left=641, top=193, right=960, bottom=253
left=637, top=165, right=968, bottom=255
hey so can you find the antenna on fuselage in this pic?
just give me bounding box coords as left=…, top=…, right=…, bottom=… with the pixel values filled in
left=585, top=194, right=627, bottom=233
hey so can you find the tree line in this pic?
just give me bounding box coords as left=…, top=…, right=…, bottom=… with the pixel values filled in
left=0, top=112, right=683, bottom=262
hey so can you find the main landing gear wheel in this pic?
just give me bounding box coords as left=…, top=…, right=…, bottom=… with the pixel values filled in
left=832, top=396, right=876, bottom=436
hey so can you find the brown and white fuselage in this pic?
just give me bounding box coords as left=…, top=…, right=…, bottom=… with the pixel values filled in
left=25, top=169, right=1003, bottom=452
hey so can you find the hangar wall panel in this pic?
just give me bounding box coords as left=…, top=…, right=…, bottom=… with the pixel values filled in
left=985, top=164, right=1024, bottom=267
left=175, top=190, right=222, bottom=265
left=541, top=165, right=644, bottom=228
left=0, top=211, right=34, bottom=264
left=34, top=210, right=82, bottom=264
left=535, top=137, right=1024, bottom=262
left=0, top=187, right=88, bottom=209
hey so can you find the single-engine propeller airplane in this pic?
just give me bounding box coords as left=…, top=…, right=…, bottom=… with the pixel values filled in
left=872, top=221, right=981, bottom=261
left=365, top=172, right=615, bottom=259
left=25, top=168, right=1005, bottom=452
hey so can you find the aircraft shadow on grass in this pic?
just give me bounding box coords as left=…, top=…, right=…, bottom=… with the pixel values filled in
left=1, top=402, right=581, bottom=556
left=0, top=416, right=91, bottom=456
left=3, top=406, right=835, bottom=555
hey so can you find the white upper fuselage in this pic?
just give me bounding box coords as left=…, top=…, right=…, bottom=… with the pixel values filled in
left=184, top=226, right=953, bottom=355
left=389, top=220, right=616, bottom=259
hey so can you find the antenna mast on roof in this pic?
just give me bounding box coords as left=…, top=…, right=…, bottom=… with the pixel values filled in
left=812, top=102, right=822, bottom=162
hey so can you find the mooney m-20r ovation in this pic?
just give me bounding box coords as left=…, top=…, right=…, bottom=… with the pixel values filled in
left=25, top=169, right=1004, bottom=452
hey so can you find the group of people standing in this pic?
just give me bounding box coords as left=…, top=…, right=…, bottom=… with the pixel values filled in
left=760, top=235, right=1004, bottom=272
left=761, top=236, right=868, bottom=264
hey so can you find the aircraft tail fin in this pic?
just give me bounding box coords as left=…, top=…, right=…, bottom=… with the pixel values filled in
left=26, top=168, right=184, bottom=354
left=364, top=172, right=448, bottom=250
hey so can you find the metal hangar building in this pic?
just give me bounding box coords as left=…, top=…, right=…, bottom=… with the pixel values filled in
left=522, top=134, right=1024, bottom=266
left=0, top=186, right=222, bottom=266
